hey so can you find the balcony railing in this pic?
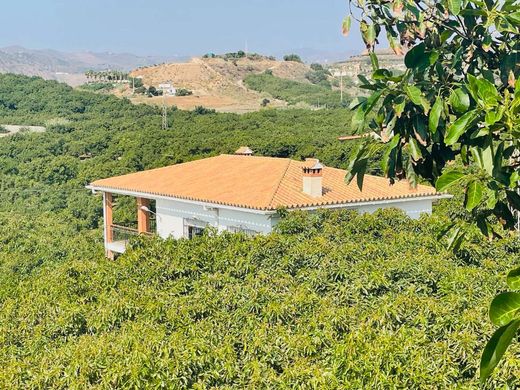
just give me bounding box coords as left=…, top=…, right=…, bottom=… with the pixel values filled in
left=107, top=222, right=155, bottom=254
left=111, top=224, right=155, bottom=239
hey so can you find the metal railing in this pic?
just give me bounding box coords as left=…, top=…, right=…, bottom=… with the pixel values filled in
left=109, top=223, right=155, bottom=244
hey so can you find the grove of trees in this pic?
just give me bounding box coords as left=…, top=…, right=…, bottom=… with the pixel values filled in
left=0, top=72, right=517, bottom=387
left=244, top=73, right=345, bottom=108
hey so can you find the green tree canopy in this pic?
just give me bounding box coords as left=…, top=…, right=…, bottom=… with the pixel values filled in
left=344, top=0, right=519, bottom=381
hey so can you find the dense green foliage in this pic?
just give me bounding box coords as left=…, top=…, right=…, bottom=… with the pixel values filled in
left=283, top=54, right=303, bottom=63
left=0, top=209, right=519, bottom=387
left=78, top=82, right=117, bottom=93
left=244, top=73, right=345, bottom=108
left=306, top=63, right=332, bottom=87
left=0, top=73, right=356, bottom=228
left=175, top=88, right=193, bottom=96
left=344, top=0, right=520, bottom=380
left=1, top=73, right=518, bottom=387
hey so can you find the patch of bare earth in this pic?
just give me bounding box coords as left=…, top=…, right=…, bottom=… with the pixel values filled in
left=124, top=57, right=310, bottom=113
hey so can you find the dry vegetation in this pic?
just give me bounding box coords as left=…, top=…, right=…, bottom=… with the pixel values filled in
left=126, top=57, right=312, bottom=112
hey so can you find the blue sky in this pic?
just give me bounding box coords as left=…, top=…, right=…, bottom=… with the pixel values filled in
left=0, top=0, right=364, bottom=57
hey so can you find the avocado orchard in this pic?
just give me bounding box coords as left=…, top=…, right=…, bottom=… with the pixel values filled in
left=0, top=209, right=519, bottom=388
left=0, top=74, right=519, bottom=387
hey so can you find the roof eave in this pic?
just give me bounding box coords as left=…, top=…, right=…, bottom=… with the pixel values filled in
left=284, top=193, right=452, bottom=211
left=86, top=184, right=278, bottom=214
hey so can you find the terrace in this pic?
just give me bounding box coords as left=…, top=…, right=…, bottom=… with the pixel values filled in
left=103, top=193, right=156, bottom=259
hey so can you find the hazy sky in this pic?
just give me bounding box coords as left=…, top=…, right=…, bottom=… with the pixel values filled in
left=0, top=0, right=364, bottom=56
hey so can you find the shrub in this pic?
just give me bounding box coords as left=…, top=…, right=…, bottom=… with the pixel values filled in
left=175, top=88, right=193, bottom=97
left=193, top=106, right=216, bottom=115
left=283, top=54, right=303, bottom=63
left=147, top=86, right=162, bottom=97
left=134, top=86, right=147, bottom=95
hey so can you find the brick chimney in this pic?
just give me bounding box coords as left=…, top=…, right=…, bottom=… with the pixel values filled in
left=302, top=159, right=323, bottom=197
left=235, top=146, right=253, bottom=156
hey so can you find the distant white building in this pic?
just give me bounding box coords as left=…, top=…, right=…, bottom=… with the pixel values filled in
left=88, top=148, right=448, bottom=258
left=159, top=83, right=177, bottom=96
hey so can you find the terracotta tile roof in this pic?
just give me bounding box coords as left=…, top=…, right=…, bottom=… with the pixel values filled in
left=89, top=155, right=442, bottom=211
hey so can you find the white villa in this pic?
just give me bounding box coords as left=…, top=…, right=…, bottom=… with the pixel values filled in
left=88, top=148, right=448, bottom=258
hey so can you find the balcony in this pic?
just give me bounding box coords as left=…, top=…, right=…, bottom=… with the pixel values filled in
left=106, top=220, right=156, bottom=254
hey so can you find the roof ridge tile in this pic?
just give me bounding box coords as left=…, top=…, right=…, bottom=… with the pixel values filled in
left=268, top=159, right=292, bottom=208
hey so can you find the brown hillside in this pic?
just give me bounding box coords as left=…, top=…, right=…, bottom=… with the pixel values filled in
left=127, top=57, right=311, bottom=113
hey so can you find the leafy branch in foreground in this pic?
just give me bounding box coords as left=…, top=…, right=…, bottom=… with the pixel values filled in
left=343, top=0, right=519, bottom=381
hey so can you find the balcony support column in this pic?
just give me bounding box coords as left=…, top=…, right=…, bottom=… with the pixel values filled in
left=137, top=197, right=151, bottom=234
left=103, top=192, right=114, bottom=259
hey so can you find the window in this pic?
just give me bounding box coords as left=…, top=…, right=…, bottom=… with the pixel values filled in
left=227, top=226, right=259, bottom=237
left=183, top=218, right=207, bottom=239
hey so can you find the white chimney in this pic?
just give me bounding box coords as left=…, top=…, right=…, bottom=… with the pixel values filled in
left=302, top=159, right=323, bottom=197
left=235, top=146, right=253, bottom=156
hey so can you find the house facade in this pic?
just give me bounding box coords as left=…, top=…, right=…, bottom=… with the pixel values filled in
left=88, top=149, right=449, bottom=258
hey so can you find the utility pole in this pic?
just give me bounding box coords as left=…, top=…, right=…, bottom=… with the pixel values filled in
left=162, top=94, right=168, bottom=130
left=159, top=82, right=172, bottom=130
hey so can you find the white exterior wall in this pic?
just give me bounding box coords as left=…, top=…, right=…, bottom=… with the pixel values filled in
left=351, top=199, right=432, bottom=220
left=155, top=197, right=432, bottom=239
left=155, top=198, right=273, bottom=239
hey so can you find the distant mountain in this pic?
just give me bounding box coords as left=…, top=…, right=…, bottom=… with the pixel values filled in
left=0, top=46, right=189, bottom=86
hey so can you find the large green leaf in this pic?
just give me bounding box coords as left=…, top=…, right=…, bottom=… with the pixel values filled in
left=342, top=15, right=352, bottom=36
left=360, top=21, right=377, bottom=47
left=449, top=88, right=470, bottom=114
left=476, top=78, right=499, bottom=106
left=394, top=95, right=406, bottom=117
left=404, top=43, right=428, bottom=69
left=506, top=11, right=520, bottom=24
left=444, top=110, right=477, bottom=145
left=465, top=180, right=483, bottom=211
left=436, top=169, right=465, bottom=191
left=480, top=320, right=520, bottom=382
left=348, top=96, right=367, bottom=110
left=369, top=52, right=379, bottom=71
left=351, top=106, right=366, bottom=131
left=446, top=225, right=465, bottom=251
left=489, top=292, right=520, bottom=327
left=429, top=97, right=443, bottom=133
left=507, top=267, right=520, bottom=290
left=405, top=85, right=430, bottom=114
left=408, top=138, right=422, bottom=161
left=381, top=135, right=400, bottom=176
left=356, top=158, right=369, bottom=190
left=447, top=0, right=462, bottom=15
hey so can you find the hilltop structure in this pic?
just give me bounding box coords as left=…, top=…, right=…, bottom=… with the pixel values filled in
left=88, top=148, right=448, bottom=258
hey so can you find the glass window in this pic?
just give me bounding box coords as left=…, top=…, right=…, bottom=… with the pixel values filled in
left=183, top=218, right=207, bottom=239
left=187, top=225, right=205, bottom=239
left=227, top=226, right=259, bottom=237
